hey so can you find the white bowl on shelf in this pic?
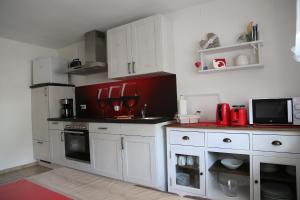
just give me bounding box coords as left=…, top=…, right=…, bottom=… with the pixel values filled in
left=221, top=158, right=243, bottom=170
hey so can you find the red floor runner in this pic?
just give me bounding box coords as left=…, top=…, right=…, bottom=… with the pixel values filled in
left=0, top=179, right=72, bottom=200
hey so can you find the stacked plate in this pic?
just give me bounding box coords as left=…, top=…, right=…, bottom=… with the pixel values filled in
left=261, top=182, right=293, bottom=200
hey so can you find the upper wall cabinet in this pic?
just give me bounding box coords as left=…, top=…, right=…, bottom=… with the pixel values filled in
left=107, top=15, right=173, bottom=79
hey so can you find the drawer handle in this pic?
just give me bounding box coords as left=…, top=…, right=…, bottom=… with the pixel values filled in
left=98, top=127, right=108, bottom=130
left=182, top=136, right=190, bottom=140
left=37, top=141, right=43, bottom=144
left=272, top=140, right=282, bottom=146
left=223, top=138, right=232, bottom=143
left=52, top=122, right=59, bottom=125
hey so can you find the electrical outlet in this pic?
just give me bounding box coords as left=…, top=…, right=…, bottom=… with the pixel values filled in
left=80, top=104, right=87, bottom=110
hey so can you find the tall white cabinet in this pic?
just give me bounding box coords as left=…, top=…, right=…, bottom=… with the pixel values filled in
left=31, top=85, right=75, bottom=162
left=107, top=15, right=173, bottom=79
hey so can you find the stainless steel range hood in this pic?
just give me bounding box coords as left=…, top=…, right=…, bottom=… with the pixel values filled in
left=67, top=30, right=107, bottom=75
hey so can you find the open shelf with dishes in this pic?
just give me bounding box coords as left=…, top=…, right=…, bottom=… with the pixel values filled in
left=206, top=152, right=250, bottom=200
left=197, top=41, right=263, bottom=73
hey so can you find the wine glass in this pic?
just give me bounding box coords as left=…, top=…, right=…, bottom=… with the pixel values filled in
left=96, top=87, right=109, bottom=118
left=122, top=83, right=139, bottom=117
left=109, top=85, right=123, bottom=117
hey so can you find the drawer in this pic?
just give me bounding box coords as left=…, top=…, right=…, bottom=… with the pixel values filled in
left=89, top=123, right=121, bottom=134
left=207, top=132, right=249, bottom=150
left=253, top=134, right=300, bottom=153
left=169, top=130, right=205, bottom=147
left=48, top=121, right=64, bottom=130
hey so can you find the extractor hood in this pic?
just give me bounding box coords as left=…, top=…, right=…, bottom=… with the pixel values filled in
left=67, top=30, right=107, bottom=75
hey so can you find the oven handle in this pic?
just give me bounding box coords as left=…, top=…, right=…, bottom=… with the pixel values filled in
left=63, top=130, right=85, bottom=135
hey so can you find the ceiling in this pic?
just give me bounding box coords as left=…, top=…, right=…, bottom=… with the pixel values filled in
left=0, top=0, right=203, bottom=49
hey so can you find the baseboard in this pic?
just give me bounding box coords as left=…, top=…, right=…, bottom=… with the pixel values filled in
left=0, top=161, right=38, bottom=175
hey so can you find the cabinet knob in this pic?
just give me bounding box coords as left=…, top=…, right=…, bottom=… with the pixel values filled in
left=223, top=138, right=232, bottom=143
left=254, top=180, right=259, bottom=184
left=182, top=136, right=190, bottom=140
left=272, top=140, right=282, bottom=146
left=200, top=172, right=203, bottom=176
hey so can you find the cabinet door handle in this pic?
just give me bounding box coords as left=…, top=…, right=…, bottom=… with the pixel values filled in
left=182, top=136, right=190, bottom=140
left=44, top=87, right=47, bottom=97
left=132, top=61, right=135, bottom=73
left=98, top=127, right=108, bottom=130
left=272, top=140, right=282, bottom=146
left=128, top=62, right=131, bottom=74
left=60, top=132, right=64, bottom=142
left=223, top=138, right=232, bottom=143
left=121, top=137, right=124, bottom=150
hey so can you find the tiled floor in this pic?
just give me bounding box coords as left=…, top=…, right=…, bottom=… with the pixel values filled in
left=0, top=165, right=51, bottom=185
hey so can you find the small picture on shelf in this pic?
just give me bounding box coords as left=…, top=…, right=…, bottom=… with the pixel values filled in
left=213, top=58, right=226, bottom=69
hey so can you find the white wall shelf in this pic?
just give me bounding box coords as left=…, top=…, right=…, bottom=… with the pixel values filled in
left=198, top=64, right=263, bottom=73
left=197, top=41, right=263, bottom=74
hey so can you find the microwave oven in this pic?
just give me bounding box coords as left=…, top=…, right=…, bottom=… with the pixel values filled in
left=249, top=97, right=300, bottom=125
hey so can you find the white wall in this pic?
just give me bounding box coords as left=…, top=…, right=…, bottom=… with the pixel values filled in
left=58, top=0, right=300, bottom=120
left=0, top=37, right=56, bottom=171
left=167, top=0, right=300, bottom=120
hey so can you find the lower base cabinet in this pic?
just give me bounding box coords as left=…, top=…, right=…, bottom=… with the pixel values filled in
left=122, top=136, right=156, bottom=187
left=49, top=130, right=66, bottom=165
left=90, top=133, right=123, bottom=180
left=253, top=155, right=300, bottom=200
left=90, top=134, right=157, bottom=187
left=33, top=140, right=51, bottom=162
left=168, top=145, right=206, bottom=196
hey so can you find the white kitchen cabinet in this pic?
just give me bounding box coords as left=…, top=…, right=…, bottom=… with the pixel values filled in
left=88, top=122, right=168, bottom=191
left=253, top=155, right=300, bottom=200
left=49, top=129, right=66, bottom=165
left=31, top=85, right=74, bottom=162
left=107, top=24, right=132, bottom=78
left=90, top=133, right=123, bottom=180
left=107, top=15, right=173, bottom=79
left=32, top=87, right=50, bottom=141
left=32, top=56, right=68, bottom=85
left=33, top=140, right=51, bottom=162
left=122, top=135, right=156, bottom=187
left=169, top=145, right=206, bottom=196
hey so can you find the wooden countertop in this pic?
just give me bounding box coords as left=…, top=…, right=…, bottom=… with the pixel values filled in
left=166, top=122, right=300, bottom=132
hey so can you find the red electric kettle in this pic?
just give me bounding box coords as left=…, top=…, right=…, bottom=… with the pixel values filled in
left=231, top=105, right=247, bottom=126
left=216, top=103, right=231, bottom=126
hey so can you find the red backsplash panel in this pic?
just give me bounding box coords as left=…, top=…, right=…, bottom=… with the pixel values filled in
left=75, top=74, right=177, bottom=118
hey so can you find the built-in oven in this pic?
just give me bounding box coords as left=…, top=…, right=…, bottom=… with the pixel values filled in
left=63, top=122, right=90, bottom=163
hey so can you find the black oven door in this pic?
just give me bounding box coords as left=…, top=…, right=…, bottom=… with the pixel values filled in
left=64, top=129, right=90, bottom=162
left=252, top=98, right=293, bottom=124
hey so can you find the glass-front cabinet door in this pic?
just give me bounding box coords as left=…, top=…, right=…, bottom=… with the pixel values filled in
left=169, top=145, right=205, bottom=196
left=253, top=156, right=300, bottom=200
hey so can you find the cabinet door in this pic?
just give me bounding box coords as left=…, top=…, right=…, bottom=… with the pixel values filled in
left=169, top=145, right=206, bottom=196
left=90, top=133, right=123, bottom=180
left=131, top=15, right=162, bottom=75
left=32, top=57, right=51, bottom=84
left=122, top=136, right=156, bottom=187
left=107, top=24, right=132, bottom=79
left=31, top=87, right=49, bottom=141
left=49, top=130, right=66, bottom=165
left=33, top=140, right=51, bottom=162
left=253, top=156, right=300, bottom=200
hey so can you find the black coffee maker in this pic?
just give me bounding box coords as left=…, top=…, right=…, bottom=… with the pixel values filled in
left=60, top=99, right=74, bottom=118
